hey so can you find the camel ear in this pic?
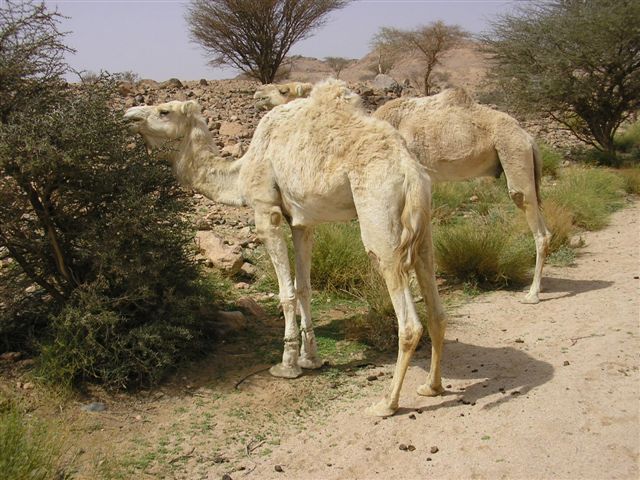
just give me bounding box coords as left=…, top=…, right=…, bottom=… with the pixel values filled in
left=295, top=84, right=310, bottom=97
left=278, top=86, right=291, bottom=95
left=181, top=100, right=201, bottom=116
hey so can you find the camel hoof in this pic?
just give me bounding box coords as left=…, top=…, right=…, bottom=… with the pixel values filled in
left=521, top=294, right=540, bottom=305
left=298, top=356, right=324, bottom=369
left=417, top=383, right=444, bottom=397
left=365, top=399, right=398, bottom=417
left=269, top=363, right=303, bottom=379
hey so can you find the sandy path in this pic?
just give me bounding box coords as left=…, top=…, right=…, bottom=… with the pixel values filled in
left=247, top=201, right=639, bottom=480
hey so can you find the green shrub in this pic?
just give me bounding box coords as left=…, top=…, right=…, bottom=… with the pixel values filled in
left=309, top=223, right=370, bottom=292
left=432, top=178, right=509, bottom=224
left=539, top=141, right=562, bottom=177
left=0, top=77, right=224, bottom=387
left=434, top=212, right=534, bottom=287
left=545, top=168, right=625, bottom=230
left=0, top=399, right=65, bottom=480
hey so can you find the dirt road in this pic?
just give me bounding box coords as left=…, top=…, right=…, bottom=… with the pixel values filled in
left=245, top=201, right=639, bottom=480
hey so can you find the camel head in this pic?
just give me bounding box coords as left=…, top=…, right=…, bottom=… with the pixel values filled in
left=253, top=81, right=313, bottom=110
left=124, top=100, right=203, bottom=148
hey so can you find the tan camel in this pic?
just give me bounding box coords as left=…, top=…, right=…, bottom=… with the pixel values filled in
left=124, top=80, right=447, bottom=416
left=253, top=81, right=313, bottom=111
left=254, top=84, right=551, bottom=304
left=374, top=89, right=551, bottom=304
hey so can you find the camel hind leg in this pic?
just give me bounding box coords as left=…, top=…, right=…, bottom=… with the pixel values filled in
left=413, top=228, right=447, bottom=397
left=497, top=137, right=551, bottom=304
left=355, top=210, right=424, bottom=417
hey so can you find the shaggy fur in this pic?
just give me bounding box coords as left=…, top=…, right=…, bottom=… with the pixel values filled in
left=251, top=84, right=551, bottom=303
left=125, top=80, right=448, bottom=416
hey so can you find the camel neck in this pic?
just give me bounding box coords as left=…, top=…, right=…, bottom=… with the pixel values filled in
left=173, top=120, right=245, bottom=206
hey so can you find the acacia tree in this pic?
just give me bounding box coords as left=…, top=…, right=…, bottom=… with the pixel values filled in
left=186, top=0, right=350, bottom=84
left=0, top=0, right=72, bottom=123
left=371, top=22, right=468, bottom=95
left=324, top=56, right=352, bottom=79
left=482, top=0, right=640, bottom=160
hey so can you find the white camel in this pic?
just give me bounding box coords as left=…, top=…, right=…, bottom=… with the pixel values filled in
left=253, top=81, right=313, bottom=111
left=254, top=84, right=551, bottom=304
left=124, top=80, right=447, bottom=417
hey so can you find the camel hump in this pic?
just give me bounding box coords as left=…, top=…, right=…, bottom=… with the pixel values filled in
left=438, top=87, right=473, bottom=107
left=310, top=79, right=361, bottom=108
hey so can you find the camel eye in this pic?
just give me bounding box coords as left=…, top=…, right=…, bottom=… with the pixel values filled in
left=159, top=110, right=170, bottom=116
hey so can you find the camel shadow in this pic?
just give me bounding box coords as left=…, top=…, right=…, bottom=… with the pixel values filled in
left=393, top=338, right=554, bottom=415
left=540, top=276, right=613, bottom=301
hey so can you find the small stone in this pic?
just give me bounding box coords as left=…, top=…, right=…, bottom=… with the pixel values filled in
left=415, top=408, right=423, bottom=414
left=399, top=444, right=408, bottom=451
left=515, top=338, right=525, bottom=343
left=274, top=465, right=283, bottom=472
left=0, top=352, right=22, bottom=362
left=426, top=457, right=432, bottom=461
left=407, top=445, right=416, bottom=451
left=563, top=360, right=570, bottom=366
left=134, top=414, right=142, bottom=421
left=22, top=382, right=34, bottom=390
left=430, top=446, right=439, bottom=454
left=409, top=414, right=416, bottom=420
left=222, top=475, right=232, bottom=480
left=366, top=375, right=378, bottom=381
left=81, top=402, right=106, bottom=412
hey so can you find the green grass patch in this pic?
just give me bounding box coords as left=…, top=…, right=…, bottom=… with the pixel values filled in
left=539, top=141, right=562, bottom=178
left=616, top=167, right=640, bottom=194
left=0, top=398, right=66, bottom=480
left=545, top=167, right=625, bottom=230
left=434, top=211, right=534, bottom=288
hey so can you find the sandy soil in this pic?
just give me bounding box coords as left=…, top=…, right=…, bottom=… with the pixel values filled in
left=242, top=201, right=640, bottom=480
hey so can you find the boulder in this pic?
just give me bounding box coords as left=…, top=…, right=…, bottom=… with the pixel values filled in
left=372, top=74, right=401, bottom=94
left=160, top=78, right=183, bottom=89
left=219, top=121, right=252, bottom=138
left=236, top=297, right=267, bottom=320
left=196, top=231, right=243, bottom=275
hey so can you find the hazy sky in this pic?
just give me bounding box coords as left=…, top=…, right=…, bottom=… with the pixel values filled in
left=44, top=0, right=519, bottom=81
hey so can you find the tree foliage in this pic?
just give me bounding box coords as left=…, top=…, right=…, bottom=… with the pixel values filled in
left=371, top=22, right=468, bottom=95
left=186, top=0, right=350, bottom=84
left=324, top=56, right=352, bottom=79
left=482, top=0, right=640, bottom=160
left=0, top=1, right=220, bottom=388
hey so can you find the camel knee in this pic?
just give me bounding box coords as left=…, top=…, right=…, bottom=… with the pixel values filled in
left=508, top=189, right=525, bottom=209
left=399, top=324, right=423, bottom=351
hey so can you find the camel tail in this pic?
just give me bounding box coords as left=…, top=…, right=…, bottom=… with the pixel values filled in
left=396, top=159, right=432, bottom=283
left=532, top=139, right=543, bottom=207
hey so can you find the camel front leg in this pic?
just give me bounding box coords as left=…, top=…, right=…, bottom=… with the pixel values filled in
left=292, top=227, right=323, bottom=369
left=255, top=207, right=302, bottom=379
